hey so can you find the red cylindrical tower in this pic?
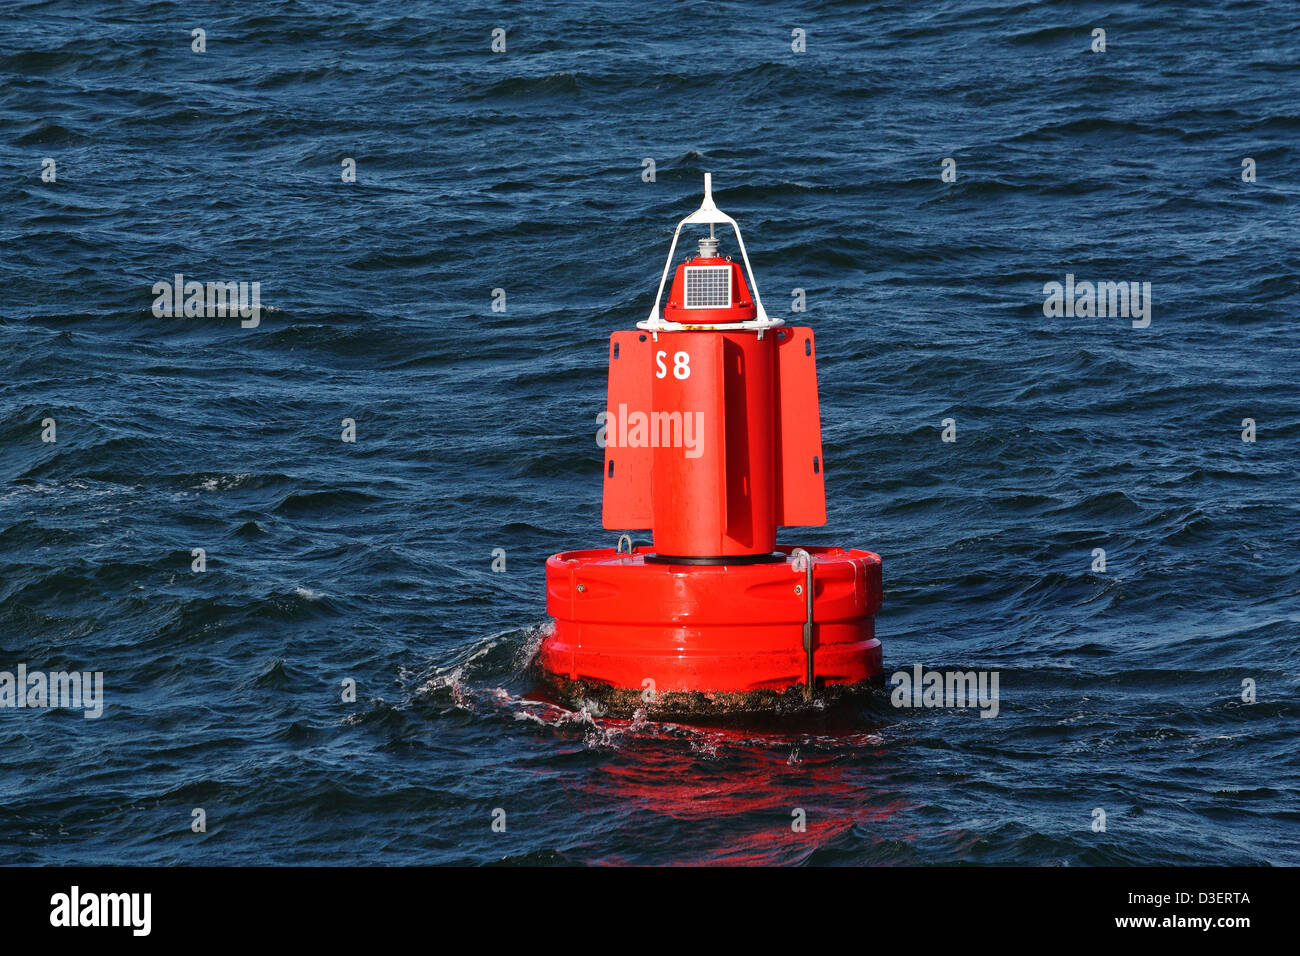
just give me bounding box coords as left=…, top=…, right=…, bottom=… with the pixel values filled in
left=646, top=330, right=777, bottom=558
left=537, top=175, right=882, bottom=714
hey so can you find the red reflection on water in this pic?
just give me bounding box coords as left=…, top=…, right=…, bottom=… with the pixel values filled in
left=560, top=719, right=905, bottom=865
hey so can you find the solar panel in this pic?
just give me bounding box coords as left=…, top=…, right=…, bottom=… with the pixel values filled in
left=684, top=265, right=731, bottom=309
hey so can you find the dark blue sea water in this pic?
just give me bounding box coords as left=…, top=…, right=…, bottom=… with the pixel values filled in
left=1, top=0, right=1297, bottom=866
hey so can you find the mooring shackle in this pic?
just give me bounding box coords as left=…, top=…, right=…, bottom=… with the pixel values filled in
left=791, top=548, right=815, bottom=699
left=616, top=534, right=634, bottom=554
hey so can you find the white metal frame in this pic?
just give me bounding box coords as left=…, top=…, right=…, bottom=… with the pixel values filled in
left=638, top=173, right=782, bottom=335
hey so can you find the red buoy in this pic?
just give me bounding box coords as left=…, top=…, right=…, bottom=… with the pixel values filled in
left=537, top=175, right=882, bottom=714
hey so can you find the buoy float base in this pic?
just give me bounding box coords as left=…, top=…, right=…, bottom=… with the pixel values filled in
left=538, top=544, right=883, bottom=716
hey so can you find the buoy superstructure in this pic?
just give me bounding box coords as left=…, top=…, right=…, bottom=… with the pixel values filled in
left=537, top=175, right=882, bottom=713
